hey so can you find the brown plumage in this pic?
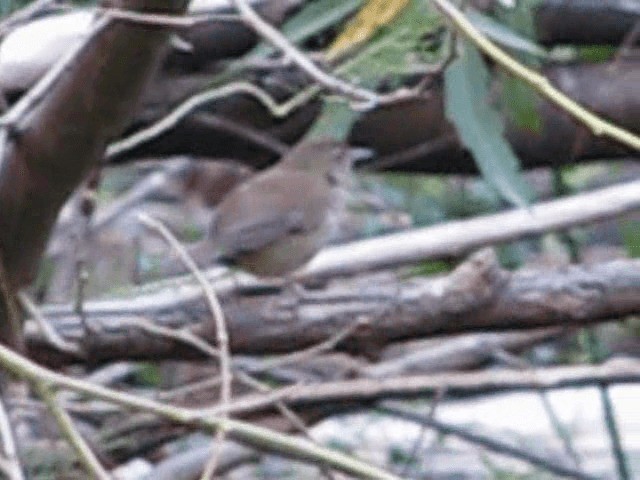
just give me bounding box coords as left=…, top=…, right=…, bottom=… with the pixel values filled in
left=210, top=140, right=370, bottom=276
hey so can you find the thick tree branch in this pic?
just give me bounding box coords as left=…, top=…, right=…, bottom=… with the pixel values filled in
left=23, top=250, right=640, bottom=364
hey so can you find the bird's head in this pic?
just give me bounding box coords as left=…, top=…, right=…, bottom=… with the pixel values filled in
left=281, top=140, right=374, bottom=184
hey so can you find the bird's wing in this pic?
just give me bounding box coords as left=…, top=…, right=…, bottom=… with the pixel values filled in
left=211, top=170, right=331, bottom=256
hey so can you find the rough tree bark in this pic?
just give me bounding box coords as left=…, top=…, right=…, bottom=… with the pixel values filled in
left=0, top=0, right=190, bottom=347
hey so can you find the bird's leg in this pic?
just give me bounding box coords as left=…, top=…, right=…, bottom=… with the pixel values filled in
left=264, top=277, right=310, bottom=321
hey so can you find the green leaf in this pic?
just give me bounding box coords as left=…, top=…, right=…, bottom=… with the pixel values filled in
left=576, top=45, right=617, bottom=63
left=338, top=0, right=443, bottom=89
left=499, top=73, right=543, bottom=133
left=467, top=9, right=547, bottom=60
left=444, top=44, right=534, bottom=207
left=306, top=97, right=359, bottom=141
left=621, top=220, right=640, bottom=258
left=250, top=0, right=363, bottom=57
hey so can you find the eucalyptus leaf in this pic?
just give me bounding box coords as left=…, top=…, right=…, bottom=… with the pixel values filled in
left=467, top=9, right=547, bottom=60
left=500, top=73, right=542, bottom=133
left=338, top=0, right=442, bottom=89
left=250, top=0, right=363, bottom=57
left=306, top=98, right=359, bottom=142
left=444, top=44, right=533, bottom=207
left=621, top=220, right=640, bottom=258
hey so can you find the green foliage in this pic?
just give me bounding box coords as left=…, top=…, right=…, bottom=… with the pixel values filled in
left=338, top=0, right=443, bottom=88
left=444, top=43, right=534, bottom=207
left=499, top=74, right=543, bottom=133
left=576, top=45, right=617, bottom=63
left=467, top=9, right=547, bottom=60
left=621, top=220, right=640, bottom=258
left=408, top=259, right=453, bottom=277
left=493, top=0, right=544, bottom=43
left=488, top=0, right=545, bottom=134
left=387, top=444, right=417, bottom=466
left=306, top=97, right=360, bottom=141
left=134, top=362, right=162, bottom=387
left=250, top=0, right=363, bottom=57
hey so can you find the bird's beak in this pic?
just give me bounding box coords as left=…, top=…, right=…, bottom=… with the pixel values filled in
left=349, top=147, right=375, bottom=167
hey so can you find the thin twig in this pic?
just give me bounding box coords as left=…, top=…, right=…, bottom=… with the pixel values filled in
left=490, top=348, right=583, bottom=469
left=614, top=19, right=640, bottom=64
left=105, top=82, right=299, bottom=160
left=130, top=313, right=345, bottom=479
left=301, top=177, right=640, bottom=279
left=137, top=213, right=232, bottom=480
left=0, top=0, right=68, bottom=38
left=380, top=401, right=599, bottom=480
left=397, top=387, right=446, bottom=478
left=229, top=0, right=380, bottom=107
left=582, top=330, right=631, bottom=480
left=191, top=112, right=289, bottom=155
left=34, top=383, right=111, bottom=480
left=0, top=340, right=398, bottom=480
left=248, top=319, right=365, bottom=373
left=17, top=292, right=83, bottom=358
left=430, top=0, right=640, bottom=151
left=99, top=7, right=239, bottom=27
left=0, top=394, right=24, bottom=480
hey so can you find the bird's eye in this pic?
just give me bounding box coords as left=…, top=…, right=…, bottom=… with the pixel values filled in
left=326, top=172, right=338, bottom=185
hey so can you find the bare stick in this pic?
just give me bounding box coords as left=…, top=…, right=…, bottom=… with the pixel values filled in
left=380, top=401, right=598, bottom=480
left=105, top=82, right=297, bottom=160
left=34, top=383, right=110, bottom=480
left=0, top=342, right=398, bottom=479
left=17, top=292, right=83, bottom=358
left=301, top=178, right=640, bottom=279
left=137, top=213, right=231, bottom=479
left=100, top=7, right=239, bottom=27
left=229, top=0, right=379, bottom=107
left=0, top=395, right=24, bottom=480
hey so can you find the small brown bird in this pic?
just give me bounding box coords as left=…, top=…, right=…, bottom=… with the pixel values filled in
left=210, top=139, right=371, bottom=277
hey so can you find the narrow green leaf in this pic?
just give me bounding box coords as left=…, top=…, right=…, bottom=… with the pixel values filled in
left=499, top=73, right=543, bottom=133
left=467, top=9, right=547, bottom=60
left=250, top=0, right=363, bottom=57
left=338, top=0, right=443, bottom=89
left=306, top=98, right=359, bottom=142
left=621, top=220, right=640, bottom=258
left=444, top=44, right=533, bottom=207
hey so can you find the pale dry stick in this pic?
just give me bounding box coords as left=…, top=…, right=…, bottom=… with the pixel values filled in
left=614, top=20, right=640, bottom=64
left=0, top=16, right=109, bottom=131
left=137, top=213, right=231, bottom=480
left=397, top=386, right=447, bottom=478
left=116, top=313, right=349, bottom=479
left=127, top=315, right=349, bottom=479
left=91, top=158, right=191, bottom=232
left=301, top=177, right=640, bottom=279
left=229, top=0, right=380, bottom=107
left=246, top=319, right=365, bottom=373
left=0, top=0, right=68, bottom=38
left=99, top=7, right=239, bottom=27
left=17, top=292, right=84, bottom=358
left=33, top=383, right=111, bottom=480
left=191, top=112, right=289, bottom=155
left=105, top=82, right=298, bottom=160
left=0, top=395, right=24, bottom=480
left=0, top=344, right=399, bottom=480
left=157, top=377, right=223, bottom=402
left=491, top=347, right=582, bottom=469
left=429, top=0, right=640, bottom=151
left=380, top=402, right=598, bottom=480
